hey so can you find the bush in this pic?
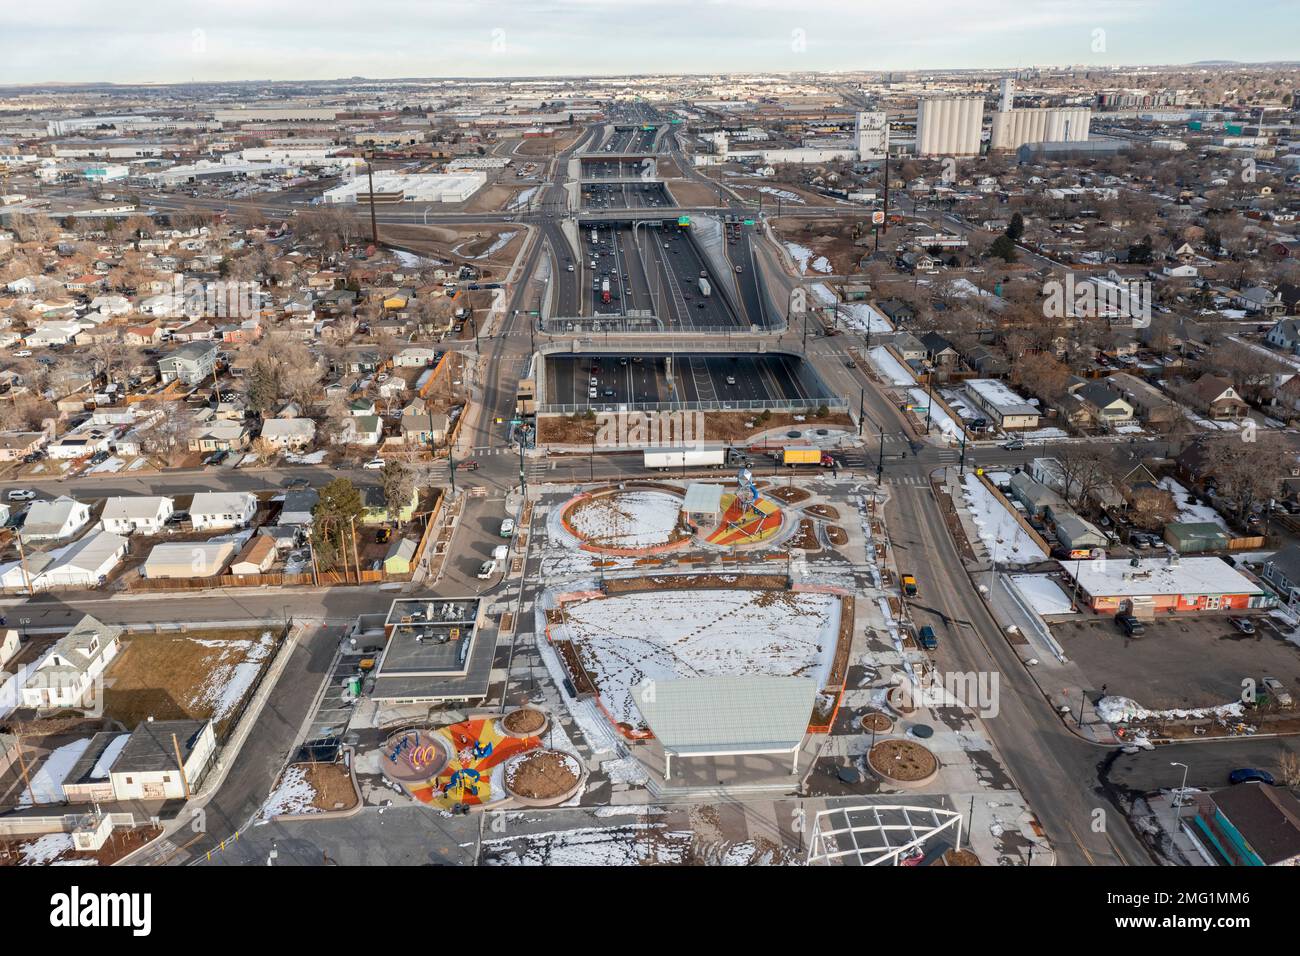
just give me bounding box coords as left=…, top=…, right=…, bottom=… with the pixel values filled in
left=816, top=404, right=829, bottom=418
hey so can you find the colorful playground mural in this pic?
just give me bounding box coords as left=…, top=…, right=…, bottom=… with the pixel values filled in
left=382, top=718, right=541, bottom=808
left=705, top=493, right=783, bottom=547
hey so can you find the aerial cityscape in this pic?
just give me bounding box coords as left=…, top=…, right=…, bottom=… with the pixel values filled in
left=0, top=1, right=1298, bottom=908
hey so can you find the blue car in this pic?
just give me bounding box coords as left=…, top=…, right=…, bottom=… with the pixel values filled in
left=1228, top=768, right=1276, bottom=786
left=917, top=625, right=938, bottom=651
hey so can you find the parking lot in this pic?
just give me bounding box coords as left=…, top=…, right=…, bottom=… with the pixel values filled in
left=544, top=351, right=834, bottom=410
left=1053, top=611, right=1300, bottom=711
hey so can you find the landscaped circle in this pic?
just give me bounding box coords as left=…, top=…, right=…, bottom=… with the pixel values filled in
left=860, top=711, right=893, bottom=733
left=501, top=706, right=548, bottom=737
left=380, top=730, right=448, bottom=785
left=504, top=749, right=584, bottom=805
left=867, top=739, right=938, bottom=786
left=563, top=488, right=688, bottom=551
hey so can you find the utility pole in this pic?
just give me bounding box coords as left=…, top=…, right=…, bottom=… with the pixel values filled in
left=365, top=151, right=379, bottom=246
left=858, top=388, right=865, bottom=437
left=958, top=429, right=968, bottom=475
left=924, top=371, right=934, bottom=435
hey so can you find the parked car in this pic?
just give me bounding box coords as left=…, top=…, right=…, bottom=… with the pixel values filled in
left=476, top=559, right=496, bottom=580
left=1001, top=438, right=1025, bottom=451
left=916, top=625, right=938, bottom=651
left=1115, top=613, right=1146, bottom=637
left=499, top=518, right=515, bottom=538
left=362, top=458, right=386, bottom=470
left=6, top=489, right=36, bottom=502
left=1228, top=617, right=1256, bottom=635
left=1228, top=768, right=1276, bottom=786
left=283, top=477, right=311, bottom=490
left=1262, top=677, right=1294, bottom=708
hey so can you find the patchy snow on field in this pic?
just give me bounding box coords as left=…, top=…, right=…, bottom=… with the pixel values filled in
left=477, top=231, right=518, bottom=258
left=834, top=302, right=891, bottom=334
left=1158, top=477, right=1228, bottom=530
left=1016, top=426, right=1070, bottom=442
left=284, top=450, right=326, bottom=465
left=194, top=630, right=277, bottom=726
left=756, top=186, right=803, bottom=203
left=785, top=242, right=814, bottom=273
left=960, top=474, right=1047, bottom=563
left=909, top=388, right=963, bottom=441
left=867, top=346, right=914, bottom=386
left=21, top=738, right=92, bottom=805
left=508, top=188, right=538, bottom=210
left=482, top=823, right=693, bottom=865
left=566, top=490, right=684, bottom=548
left=17, top=832, right=75, bottom=865
left=810, top=256, right=832, bottom=274
left=559, top=589, right=840, bottom=724
left=1009, top=574, right=1078, bottom=616
left=260, top=764, right=319, bottom=819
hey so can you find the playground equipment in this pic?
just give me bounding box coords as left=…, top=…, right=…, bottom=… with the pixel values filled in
left=736, top=466, right=763, bottom=522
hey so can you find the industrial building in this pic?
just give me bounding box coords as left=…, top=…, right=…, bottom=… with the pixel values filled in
left=321, top=171, right=486, bottom=204
left=915, top=96, right=984, bottom=157
left=854, top=111, right=889, bottom=161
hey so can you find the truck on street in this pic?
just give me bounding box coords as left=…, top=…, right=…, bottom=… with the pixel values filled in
left=698, top=277, right=711, bottom=297
left=777, top=445, right=835, bottom=467
left=643, top=447, right=748, bottom=470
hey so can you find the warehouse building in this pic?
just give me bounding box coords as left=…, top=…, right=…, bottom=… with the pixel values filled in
left=1060, top=554, right=1269, bottom=615
left=322, top=172, right=486, bottom=204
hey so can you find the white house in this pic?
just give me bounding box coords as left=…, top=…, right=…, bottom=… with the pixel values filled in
left=189, top=492, right=257, bottom=531
left=258, top=418, right=316, bottom=450
left=107, top=719, right=216, bottom=802
left=20, top=614, right=122, bottom=711
left=0, top=629, right=18, bottom=669
left=100, top=496, right=174, bottom=535
left=35, top=529, right=128, bottom=590
left=394, top=347, right=439, bottom=367
left=21, top=496, right=92, bottom=543
left=25, top=321, right=83, bottom=347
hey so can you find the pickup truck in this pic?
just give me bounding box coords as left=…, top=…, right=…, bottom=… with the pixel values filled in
left=901, top=574, right=918, bottom=598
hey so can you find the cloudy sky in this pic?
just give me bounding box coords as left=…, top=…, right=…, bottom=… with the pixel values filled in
left=2, top=0, right=1296, bottom=85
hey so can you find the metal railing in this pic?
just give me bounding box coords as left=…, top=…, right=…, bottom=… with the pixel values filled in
left=538, top=396, right=847, bottom=415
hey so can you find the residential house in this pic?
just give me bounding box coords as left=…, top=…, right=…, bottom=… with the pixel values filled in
left=964, top=379, right=1041, bottom=430
left=401, top=410, right=448, bottom=447
left=1190, top=375, right=1249, bottom=421
left=108, top=719, right=216, bottom=801
left=383, top=537, right=417, bottom=575
left=21, top=496, right=92, bottom=543
left=361, top=484, right=417, bottom=526
left=35, top=529, right=128, bottom=590
left=229, top=535, right=276, bottom=576
left=0, top=431, right=49, bottom=463
left=188, top=421, right=250, bottom=453
left=338, top=414, right=383, bottom=446
left=1262, top=543, right=1300, bottom=604
left=20, top=614, right=123, bottom=710
left=394, top=347, right=439, bottom=368
left=100, top=496, right=174, bottom=535
left=277, top=489, right=318, bottom=527
left=258, top=418, right=316, bottom=450
left=1106, top=372, right=1180, bottom=427
left=189, top=492, right=257, bottom=531
left=158, top=341, right=218, bottom=386
left=123, top=324, right=163, bottom=347
left=1265, top=318, right=1300, bottom=355
left=1074, top=381, right=1136, bottom=430
left=1233, top=286, right=1285, bottom=317
left=918, top=332, right=960, bottom=373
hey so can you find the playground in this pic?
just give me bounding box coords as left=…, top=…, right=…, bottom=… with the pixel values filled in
left=380, top=718, right=543, bottom=808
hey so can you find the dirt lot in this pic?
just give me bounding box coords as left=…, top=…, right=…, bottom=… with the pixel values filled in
left=512, top=130, right=583, bottom=157
left=770, top=215, right=870, bottom=276
left=663, top=177, right=721, bottom=208
left=537, top=408, right=853, bottom=446
left=1054, top=612, right=1300, bottom=712
left=380, top=222, right=525, bottom=276
left=102, top=628, right=279, bottom=737
left=0, top=825, right=161, bottom=866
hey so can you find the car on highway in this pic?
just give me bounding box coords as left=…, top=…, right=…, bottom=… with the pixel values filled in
left=1228, top=617, right=1256, bottom=635
left=362, top=458, right=386, bottom=470
left=6, top=489, right=36, bottom=502
left=588, top=387, right=598, bottom=399
left=725, top=375, right=736, bottom=385
left=1228, top=768, right=1276, bottom=786
left=603, top=388, right=615, bottom=397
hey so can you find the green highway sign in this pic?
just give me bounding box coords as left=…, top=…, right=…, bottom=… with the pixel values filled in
left=677, top=215, right=691, bottom=226
left=743, top=219, right=755, bottom=226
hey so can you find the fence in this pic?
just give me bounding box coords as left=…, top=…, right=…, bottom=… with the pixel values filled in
left=538, top=396, right=849, bottom=415
left=128, top=569, right=385, bottom=592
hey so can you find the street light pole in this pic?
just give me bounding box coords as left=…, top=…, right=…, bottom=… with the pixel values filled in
left=1171, top=761, right=1190, bottom=815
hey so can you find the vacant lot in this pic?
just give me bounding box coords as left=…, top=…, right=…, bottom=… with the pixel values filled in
left=103, top=628, right=279, bottom=737
left=1054, top=613, right=1300, bottom=711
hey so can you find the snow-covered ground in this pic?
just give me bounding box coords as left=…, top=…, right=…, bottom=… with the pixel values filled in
left=1097, top=696, right=1244, bottom=724
left=785, top=242, right=814, bottom=273
left=909, top=388, right=963, bottom=441
left=831, top=302, right=891, bottom=334
left=195, top=630, right=277, bottom=727
left=482, top=822, right=693, bottom=865
left=756, top=186, right=804, bottom=204
left=809, top=256, right=832, bottom=274
left=1016, top=426, right=1070, bottom=442
left=1158, top=476, right=1228, bottom=530
left=559, top=590, right=840, bottom=724
left=1009, top=574, right=1078, bottom=616
left=284, top=450, right=326, bottom=465
left=960, top=474, right=1047, bottom=563
left=867, top=346, right=914, bottom=386
left=566, top=490, right=684, bottom=548
left=88, top=456, right=124, bottom=474
left=508, top=187, right=538, bottom=210
left=260, top=764, right=320, bottom=818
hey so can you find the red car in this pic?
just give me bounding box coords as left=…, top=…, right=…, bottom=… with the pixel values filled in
left=457, top=459, right=480, bottom=471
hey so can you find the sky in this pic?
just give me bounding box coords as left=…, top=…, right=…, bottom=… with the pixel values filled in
left=1, top=0, right=1297, bottom=85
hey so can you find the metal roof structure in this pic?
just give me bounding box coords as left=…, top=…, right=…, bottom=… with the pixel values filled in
left=807, top=804, right=965, bottom=866
left=682, top=482, right=724, bottom=514
left=632, top=675, right=815, bottom=779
